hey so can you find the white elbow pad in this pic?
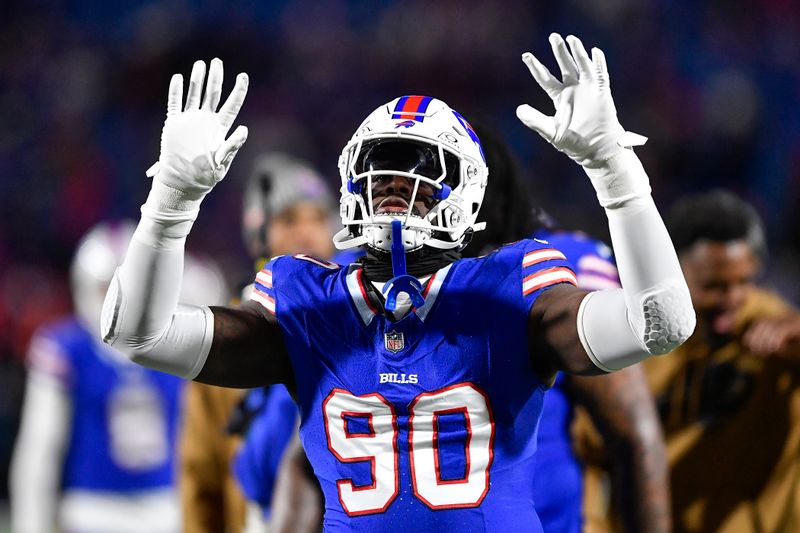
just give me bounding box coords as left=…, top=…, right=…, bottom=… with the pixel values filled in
left=578, top=284, right=696, bottom=372
left=636, top=282, right=696, bottom=355
left=101, top=266, right=214, bottom=380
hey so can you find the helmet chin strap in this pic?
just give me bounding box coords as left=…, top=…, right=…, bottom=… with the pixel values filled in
left=382, top=220, right=426, bottom=312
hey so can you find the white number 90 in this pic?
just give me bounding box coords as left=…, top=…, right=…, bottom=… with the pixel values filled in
left=323, top=382, right=495, bottom=516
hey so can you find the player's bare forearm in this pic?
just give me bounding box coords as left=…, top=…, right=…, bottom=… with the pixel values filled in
left=569, top=367, right=671, bottom=533
left=529, top=285, right=603, bottom=377
left=194, top=301, right=294, bottom=389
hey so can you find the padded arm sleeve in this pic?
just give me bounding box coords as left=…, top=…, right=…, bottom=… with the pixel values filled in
left=577, top=149, right=696, bottom=372
left=101, top=181, right=213, bottom=379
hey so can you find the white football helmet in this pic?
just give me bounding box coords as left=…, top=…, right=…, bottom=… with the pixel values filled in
left=335, top=95, right=488, bottom=252
left=72, top=221, right=229, bottom=334
left=71, top=221, right=137, bottom=334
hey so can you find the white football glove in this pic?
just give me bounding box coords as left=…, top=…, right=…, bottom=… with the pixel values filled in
left=146, top=58, right=249, bottom=199
left=516, top=33, right=646, bottom=168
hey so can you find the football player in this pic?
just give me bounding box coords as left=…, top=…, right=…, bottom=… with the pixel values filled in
left=264, top=125, right=671, bottom=533
left=9, top=221, right=228, bottom=533
left=102, top=34, right=695, bottom=531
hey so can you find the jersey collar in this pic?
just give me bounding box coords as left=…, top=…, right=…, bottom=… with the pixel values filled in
left=345, top=263, right=452, bottom=325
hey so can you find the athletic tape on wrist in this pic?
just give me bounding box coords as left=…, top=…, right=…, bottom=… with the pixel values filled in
left=584, top=148, right=652, bottom=209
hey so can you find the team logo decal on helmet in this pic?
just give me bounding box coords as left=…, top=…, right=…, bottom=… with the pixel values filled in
left=334, top=95, right=489, bottom=253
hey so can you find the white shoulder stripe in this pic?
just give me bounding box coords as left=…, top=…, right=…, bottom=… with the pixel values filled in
left=523, top=267, right=577, bottom=295
left=250, top=291, right=275, bottom=315
left=255, top=270, right=272, bottom=288
left=577, top=273, right=621, bottom=290
left=577, top=255, right=618, bottom=278
left=523, top=249, right=567, bottom=268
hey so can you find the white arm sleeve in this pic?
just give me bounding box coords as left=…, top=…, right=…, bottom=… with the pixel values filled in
left=577, top=149, right=696, bottom=372
left=10, top=372, right=71, bottom=533
left=101, top=180, right=214, bottom=379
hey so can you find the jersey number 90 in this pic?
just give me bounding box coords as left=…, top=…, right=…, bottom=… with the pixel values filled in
left=323, top=382, right=495, bottom=516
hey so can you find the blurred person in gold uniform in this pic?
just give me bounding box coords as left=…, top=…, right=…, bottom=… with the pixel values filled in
left=180, top=153, right=336, bottom=533
left=580, top=190, right=800, bottom=533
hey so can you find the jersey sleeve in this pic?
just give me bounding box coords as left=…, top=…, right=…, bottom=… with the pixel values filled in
left=249, top=257, right=280, bottom=316
left=520, top=241, right=578, bottom=311
left=247, top=254, right=341, bottom=318
left=574, top=242, right=621, bottom=291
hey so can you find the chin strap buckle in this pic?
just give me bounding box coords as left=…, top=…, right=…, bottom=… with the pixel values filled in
left=382, top=220, right=425, bottom=312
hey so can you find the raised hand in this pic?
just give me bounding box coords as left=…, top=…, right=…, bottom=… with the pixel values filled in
left=516, top=33, right=645, bottom=167
left=146, top=58, right=249, bottom=197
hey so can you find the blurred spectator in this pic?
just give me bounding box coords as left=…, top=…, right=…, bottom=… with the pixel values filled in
left=8, top=221, right=228, bottom=533
left=579, top=190, right=800, bottom=533
left=180, top=152, right=337, bottom=533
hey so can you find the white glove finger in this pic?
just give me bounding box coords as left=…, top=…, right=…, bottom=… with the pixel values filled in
left=202, top=58, right=224, bottom=111
left=549, top=33, right=579, bottom=84
left=214, top=125, right=249, bottom=168
left=218, top=73, right=249, bottom=131
left=516, top=104, right=556, bottom=142
left=592, top=47, right=610, bottom=90
left=167, top=74, right=183, bottom=117
left=554, top=102, right=574, bottom=141
left=184, top=60, right=207, bottom=111
left=566, top=35, right=594, bottom=81
left=522, top=53, right=562, bottom=99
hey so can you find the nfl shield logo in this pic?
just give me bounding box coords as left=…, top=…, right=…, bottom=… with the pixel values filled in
left=384, top=331, right=405, bottom=353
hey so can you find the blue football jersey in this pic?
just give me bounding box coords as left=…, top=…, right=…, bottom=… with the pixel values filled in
left=249, top=239, right=577, bottom=532
left=27, top=317, right=183, bottom=492
left=233, top=384, right=298, bottom=516
left=532, top=229, right=620, bottom=533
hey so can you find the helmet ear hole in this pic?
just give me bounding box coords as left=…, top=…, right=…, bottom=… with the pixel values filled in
left=471, top=202, right=480, bottom=215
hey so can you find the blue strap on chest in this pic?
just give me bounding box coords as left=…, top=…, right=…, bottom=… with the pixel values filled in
left=382, top=220, right=425, bottom=312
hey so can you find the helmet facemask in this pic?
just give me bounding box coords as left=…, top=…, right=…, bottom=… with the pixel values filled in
left=335, top=96, right=488, bottom=254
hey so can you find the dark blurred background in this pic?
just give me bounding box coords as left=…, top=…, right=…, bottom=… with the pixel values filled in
left=1, top=0, right=800, bottom=526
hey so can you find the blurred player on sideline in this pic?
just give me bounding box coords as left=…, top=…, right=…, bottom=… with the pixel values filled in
left=9, top=221, right=228, bottom=533
left=102, top=35, right=695, bottom=531
left=581, top=190, right=800, bottom=533
left=180, top=153, right=339, bottom=533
